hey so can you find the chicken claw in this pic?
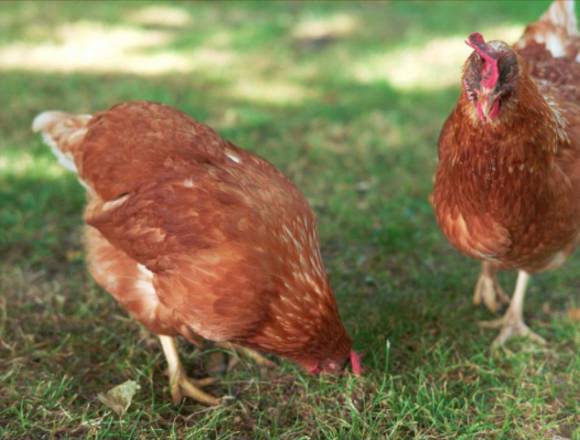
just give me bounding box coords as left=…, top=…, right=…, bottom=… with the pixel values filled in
left=477, top=271, right=546, bottom=348
left=216, top=342, right=276, bottom=369
left=168, top=367, right=220, bottom=406
left=159, top=336, right=221, bottom=406
left=478, top=315, right=546, bottom=348
left=473, top=263, right=510, bottom=313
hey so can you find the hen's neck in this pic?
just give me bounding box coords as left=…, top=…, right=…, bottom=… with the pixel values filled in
left=456, top=72, right=567, bottom=163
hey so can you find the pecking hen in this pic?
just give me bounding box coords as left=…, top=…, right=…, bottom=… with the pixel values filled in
left=33, top=101, right=361, bottom=405
left=432, top=0, right=580, bottom=347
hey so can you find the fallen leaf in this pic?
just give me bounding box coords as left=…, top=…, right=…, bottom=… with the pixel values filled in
left=567, top=308, right=580, bottom=321
left=541, top=302, right=551, bottom=315
left=97, top=380, right=140, bottom=416
left=65, top=249, right=82, bottom=261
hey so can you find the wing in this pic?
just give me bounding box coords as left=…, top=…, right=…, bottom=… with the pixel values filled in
left=513, top=1, right=580, bottom=198
left=85, top=169, right=282, bottom=340
left=80, top=101, right=237, bottom=201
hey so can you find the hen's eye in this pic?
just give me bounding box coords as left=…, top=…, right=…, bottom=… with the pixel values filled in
left=463, top=80, right=478, bottom=102
left=466, top=87, right=478, bottom=102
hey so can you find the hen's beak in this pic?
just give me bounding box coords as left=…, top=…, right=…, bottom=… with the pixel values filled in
left=477, top=91, right=500, bottom=121
left=350, top=350, right=363, bottom=376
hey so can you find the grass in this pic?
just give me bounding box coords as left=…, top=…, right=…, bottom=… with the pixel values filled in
left=0, top=0, right=579, bottom=438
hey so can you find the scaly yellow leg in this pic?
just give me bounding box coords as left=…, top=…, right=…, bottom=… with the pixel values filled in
left=473, top=262, right=510, bottom=313
left=158, top=336, right=221, bottom=406
left=478, top=271, right=546, bottom=348
left=215, top=342, right=276, bottom=368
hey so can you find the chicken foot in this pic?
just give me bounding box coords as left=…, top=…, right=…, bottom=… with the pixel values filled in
left=478, top=271, right=546, bottom=348
left=473, top=262, right=510, bottom=313
left=159, top=335, right=221, bottom=406
left=215, top=342, right=276, bottom=369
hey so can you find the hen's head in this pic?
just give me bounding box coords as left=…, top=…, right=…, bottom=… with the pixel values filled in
left=246, top=278, right=362, bottom=375
left=462, top=32, right=519, bottom=122
left=278, top=300, right=362, bottom=375
left=239, top=203, right=362, bottom=376
left=298, top=327, right=363, bottom=376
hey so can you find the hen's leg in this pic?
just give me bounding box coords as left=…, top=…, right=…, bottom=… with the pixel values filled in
left=473, top=262, right=510, bottom=313
left=159, top=336, right=220, bottom=405
left=215, top=342, right=276, bottom=368
left=478, top=271, right=546, bottom=347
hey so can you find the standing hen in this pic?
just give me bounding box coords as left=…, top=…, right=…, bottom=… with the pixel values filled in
left=33, top=101, right=361, bottom=405
left=432, top=0, right=580, bottom=347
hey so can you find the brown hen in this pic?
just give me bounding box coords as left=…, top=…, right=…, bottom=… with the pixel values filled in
left=432, top=0, right=580, bottom=347
left=33, top=101, right=360, bottom=405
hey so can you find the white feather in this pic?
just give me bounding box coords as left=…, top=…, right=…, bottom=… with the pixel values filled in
left=42, top=132, right=78, bottom=173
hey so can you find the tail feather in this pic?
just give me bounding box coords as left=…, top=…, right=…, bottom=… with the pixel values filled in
left=32, top=111, right=92, bottom=173
left=516, top=0, right=579, bottom=59
left=541, top=0, right=578, bottom=35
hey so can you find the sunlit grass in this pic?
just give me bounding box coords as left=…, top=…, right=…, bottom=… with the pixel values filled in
left=0, top=150, right=67, bottom=178
left=0, top=2, right=540, bottom=94
left=0, top=21, right=214, bottom=75
left=352, top=24, right=524, bottom=90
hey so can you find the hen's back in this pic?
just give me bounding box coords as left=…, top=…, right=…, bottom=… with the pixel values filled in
left=515, top=0, right=580, bottom=185
left=34, top=100, right=318, bottom=271
left=33, top=100, right=305, bottom=208
left=516, top=0, right=580, bottom=94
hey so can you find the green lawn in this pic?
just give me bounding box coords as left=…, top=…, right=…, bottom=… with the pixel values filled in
left=1, top=1, right=578, bottom=438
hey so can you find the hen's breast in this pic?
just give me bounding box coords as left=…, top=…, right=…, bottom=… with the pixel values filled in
left=432, top=173, right=512, bottom=263
left=434, top=157, right=580, bottom=272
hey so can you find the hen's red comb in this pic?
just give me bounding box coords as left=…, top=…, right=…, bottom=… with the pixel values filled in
left=350, top=350, right=363, bottom=376
left=466, top=32, right=500, bottom=89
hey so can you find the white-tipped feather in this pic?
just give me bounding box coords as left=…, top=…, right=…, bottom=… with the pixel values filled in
left=41, top=132, right=78, bottom=174
left=517, top=0, right=578, bottom=59
left=32, top=111, right=92, bottom=174
left=42, top=132, right=77, bottom=173
left=542, top=0, right=578, bottom=35
left=540, top=33, right=567, bottom=58
left=32, top=110, right=67, bottom=133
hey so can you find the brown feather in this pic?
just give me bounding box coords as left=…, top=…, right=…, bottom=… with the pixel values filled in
left=433, top=3, right=580, bottom=274
left=42, top=101, right=352, bottom=371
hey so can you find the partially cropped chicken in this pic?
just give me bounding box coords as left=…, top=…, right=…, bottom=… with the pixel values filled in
left=33, top=101, right=361, bottom=405
left=432, top=0, right=580, bottom=347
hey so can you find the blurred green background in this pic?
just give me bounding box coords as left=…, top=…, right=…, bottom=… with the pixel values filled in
left=0, top=1, right=578, bottom=438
